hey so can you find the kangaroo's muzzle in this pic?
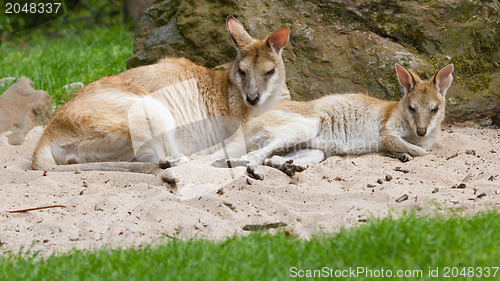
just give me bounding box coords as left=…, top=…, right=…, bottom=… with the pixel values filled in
left=246, top=95, right=260, bottom=106
left=417, top=127, right=427, bottom=136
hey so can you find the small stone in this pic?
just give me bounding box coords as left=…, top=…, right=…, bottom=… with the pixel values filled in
left=160, top=169, right=177, bottom=184
left=465, top=149, right=476, bottom=156
left=82, top=181, right=88, bottom=187
left=216, top=188, right=224, bottom=195
left=246, top=177, right=253, bottom=185
left=377, top=178, right=384, bottom=185
left=367, top=184, right=376, bottom=188
left=74, top=169, right=81, bottom=174
left=432, top=188, right=439, bottom=193
left=495, top=188, right=500, bottom=195
left=385, top=174, right=393, bottom=181
left=477, top=192, right=487, bottom=199
left=79, top=190, right=84, bottom=195
left=452, top=183, right=466, bottom=189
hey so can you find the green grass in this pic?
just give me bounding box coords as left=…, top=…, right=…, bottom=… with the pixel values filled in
left=1, top=211, right=499, bottom=281
left=0, top=23, right=134, bottom=106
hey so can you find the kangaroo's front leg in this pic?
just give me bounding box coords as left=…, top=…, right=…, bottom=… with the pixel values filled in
left=381, top=132, right=427, bottom=162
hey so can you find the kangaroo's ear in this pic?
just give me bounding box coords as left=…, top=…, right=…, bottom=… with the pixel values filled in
left=432, top=64, right=454, bottom=95
left=266, top=27, right=290, bottom=54
left=395, top=64, right=418, bottom=94
left=226, top=16, right=253, bottom=49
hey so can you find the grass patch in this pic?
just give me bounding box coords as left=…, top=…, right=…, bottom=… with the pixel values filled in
left=1, top=211, right=498, bottom=280
left=0, top=23, right=134, bottom=106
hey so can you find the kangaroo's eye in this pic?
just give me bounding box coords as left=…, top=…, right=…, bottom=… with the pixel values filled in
left=266, top=68, right=275, bottom=76
left=408, top=105, right=416, bottom=113
left=431, top=106, right=439, bottom=114
left=238, top=68, right=246, bottom=76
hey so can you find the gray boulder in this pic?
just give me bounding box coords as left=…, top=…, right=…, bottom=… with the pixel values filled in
left=127, top=0, right=499, bottom=122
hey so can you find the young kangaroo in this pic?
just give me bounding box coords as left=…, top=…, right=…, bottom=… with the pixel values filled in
left=238, top=64, right=454, bottom=170
left=32, top=16, right=291, bottom=173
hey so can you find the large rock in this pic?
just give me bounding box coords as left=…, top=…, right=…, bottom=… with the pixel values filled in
left=0, top=78, right=53, bottom=145
left=127, top=0, right=499, bottom=121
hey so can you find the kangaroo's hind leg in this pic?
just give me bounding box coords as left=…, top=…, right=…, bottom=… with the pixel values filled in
left=129, top=96, right=187, bottom=165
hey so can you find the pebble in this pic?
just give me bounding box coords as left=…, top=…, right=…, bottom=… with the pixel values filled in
left=385, top=174, right=393, bottom=181
left=477, top=192, right=487, bottom=199
left=465, top=149, right=476, bottom=156
left=452, top=183, right=466, bottom=189
left=74, top=169, right=81, bottom=174
left=432, top=188, right=439, bottom=193
left=160, top=169, right=177, bottom=184
left=377, top=178, right=384, bottom=185
left=82, top=181, right=88, bottom=187
left=367, top=184, right=376, bottom=188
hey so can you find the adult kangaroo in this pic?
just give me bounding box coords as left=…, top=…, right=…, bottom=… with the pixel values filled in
left=32, top=16, right=291, bottom=173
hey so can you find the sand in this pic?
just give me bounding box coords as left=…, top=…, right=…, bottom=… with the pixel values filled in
left=0, top=125, right=499, bottom=255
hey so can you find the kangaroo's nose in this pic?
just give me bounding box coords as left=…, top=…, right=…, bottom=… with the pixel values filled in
left=246, top=96, right=260, bottom=106
left=417, top=127, right=427, bottom=136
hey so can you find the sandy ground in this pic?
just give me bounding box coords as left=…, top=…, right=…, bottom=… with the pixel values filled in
left=0, top=125, right=499, bottom=255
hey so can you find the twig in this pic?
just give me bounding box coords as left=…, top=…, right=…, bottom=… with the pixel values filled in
left=394, top=167, right=409, bottom=174
left=6, top=205, right=68, bottom=213
left=395, top=194, right=409, bottom=203
left=242, top=222, right=287, bottom=231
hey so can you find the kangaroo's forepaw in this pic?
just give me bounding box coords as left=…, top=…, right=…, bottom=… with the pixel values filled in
left=263, top=156, right=307, bottom=176
left=398, top=153, right=413, bottom=163
left=159, top=160, right=172, bottom=169
left=247, top=162, right=264, bottom=180
left=212, top=158, right=250, bottom=168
